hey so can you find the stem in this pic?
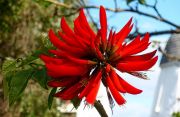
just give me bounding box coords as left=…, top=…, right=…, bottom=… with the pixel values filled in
left=94, top=100, right=108, bottom=117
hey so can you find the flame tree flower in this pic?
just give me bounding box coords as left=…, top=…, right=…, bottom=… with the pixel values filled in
left=40, top=6, right=158, bottom=106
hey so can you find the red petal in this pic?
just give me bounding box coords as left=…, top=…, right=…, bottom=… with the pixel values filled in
left=48, top=77, right=78, bottom=87
left=117, top=56, right=158, bottom=71
left=86, top=79, right=101, bottom=104
left=78, top=78, right=93, bottom=99
left=109, top=70, right=126, bottom=93
left=107, top=29, right=113, bottom=51
left=100, top=6, right=107, bottom=50
left=49, top=29, right=66, bottom=49
left=55, top=82, right=83, bottom=100
left=117, top=33, right=150, bottom=57
left=74, top=18, right=91, bottom=39
left=79, top=70, right=102, bottom=99
left=106, top=76, right=126, bottom=105
left=94, top=45, right=105, bottom=61
left=120, top=50, right=157, bottom=62
left=129, top=42, right=151, bottom=55
left=67, top=55, right=97, bottom=65
left=118, top=75, right=142, bottom=94
left=58, top=31, right=81, bottom=47
left=79, top=9, right=96, bottom=38
left=39, top=54, right=64, bottom=64
left=46, top=63, right=90, bottom=78
left=48, top=49, right=71, bottom=59
left=49, top=30, right=86, bottom=57
left=61, top=17, right=74, bottom=37
left=105, top=64, right=111, bottom=73
left=113, top=18, right=133, bottom=51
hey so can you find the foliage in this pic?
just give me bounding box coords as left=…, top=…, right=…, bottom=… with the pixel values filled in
left=173, top=112, right=180, bottom=117
left=8, top=83, right=60, bottom=117
left=0, top=0, right=80, bottom=116
left=126, top=0, right=146, bottom=4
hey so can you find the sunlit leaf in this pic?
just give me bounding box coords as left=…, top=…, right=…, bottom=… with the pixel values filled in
left=2, top=58, right=16, bottom=75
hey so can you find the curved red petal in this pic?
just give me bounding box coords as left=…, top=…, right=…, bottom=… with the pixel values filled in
left=118, top=75, right=142, bottom=94
left=79, top=9, right=96, bottom=38
left=114, top=18, right=133, bottom=49
left=40, top=54, right=64, bottom=64
left=106, top=76, right=126, bottom=105
left=58, top=31, right=80, bottom=47
left=61, top=17, right=74, bottom=37
left=120, top=50, right=157, bottom=62
left=86, top=79, right=101, bottom=104
left=117, top=56, right=158, bottom=71
left=109, top=70, right=126, bottom=93
left=74, top=18, right=91, bottom=39
left=46, top=63, right=90, bottom=78
left=48, top=77, right=78, bottom=87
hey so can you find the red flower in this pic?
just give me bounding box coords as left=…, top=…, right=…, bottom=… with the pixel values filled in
left=40, top=6, right=158, bottom=106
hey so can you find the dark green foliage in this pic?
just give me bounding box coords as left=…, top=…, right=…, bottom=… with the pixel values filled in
left=9, top=69, right=34, bottom=105
left=126, top=0, right=146, bottom=4
left=32, top=67, right=49, bottom=89
left=48, top=88, right=57, bottom=109
left=71, top=97, right=82, bottom=109
left=138, top=0, right=146, bottom=4
left=173, top=112, right=180, bottom=117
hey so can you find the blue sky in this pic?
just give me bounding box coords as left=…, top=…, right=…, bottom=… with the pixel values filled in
left=85, top=0, right=180, bottom=117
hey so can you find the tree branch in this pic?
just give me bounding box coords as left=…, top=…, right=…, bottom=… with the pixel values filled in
left=128, top=29, right=180, bottom=39
left=94, top=100, right=108, bottom=117
left=83, top=6, right=180, bottom=29
left=45, top=0, right=180, bottom=37
left=45, top=0, right=72, bottom=9
left=45, top=0, right=180, bottom=29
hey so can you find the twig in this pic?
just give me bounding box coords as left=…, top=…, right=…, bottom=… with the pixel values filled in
left=45, top=0, right=72, bottom=9
left=94, top=100, right=108, bottom=117
left=114, top=0, right=118, bottom=9
left=128, top=29, right=180, bottom=39
left=144, top=0, right=162, bottom=18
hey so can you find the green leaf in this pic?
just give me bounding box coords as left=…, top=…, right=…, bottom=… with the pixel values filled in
left=138, top=0, right=146, bottom=4
left=32, top=67, right=49, bottom=89
left=126, top=0, right=135, bottom=4
left=48, top=88, right=57, bottom=109
left=3, top=74, right=10, bottom=100
left=2, top=58, right=16, bottom=75
left=20, top=55, right=38, bottom=66
left=9, top=69, right=34, bottom=105
left=71, top=97, right=82, bottom=109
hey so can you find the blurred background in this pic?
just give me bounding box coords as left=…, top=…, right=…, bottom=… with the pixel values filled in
left=0, top=0, right=180, bottom=117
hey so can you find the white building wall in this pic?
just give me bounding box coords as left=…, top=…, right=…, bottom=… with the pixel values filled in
left=151, top=62, right=180, bottom=117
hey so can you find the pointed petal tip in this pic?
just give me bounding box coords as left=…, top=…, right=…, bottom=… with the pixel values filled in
left=48, top=29, right=53, bottom=34
left=100, top=5, right=105, bottom=9
left=60, top=17, right=66, bottom=26
left=128, top=17, right=133, bottom=25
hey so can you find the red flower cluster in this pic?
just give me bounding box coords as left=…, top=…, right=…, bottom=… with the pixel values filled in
left=40, top=6, right=158, bottom=105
